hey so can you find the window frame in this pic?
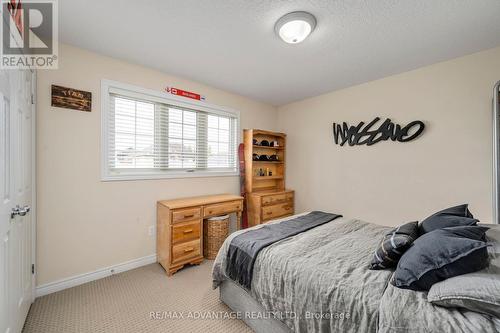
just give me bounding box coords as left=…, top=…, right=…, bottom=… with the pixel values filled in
left=101, top=79, right=240, bottom=181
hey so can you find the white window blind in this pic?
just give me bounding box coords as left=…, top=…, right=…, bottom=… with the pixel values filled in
left=102, top=81, right=239, bottom=180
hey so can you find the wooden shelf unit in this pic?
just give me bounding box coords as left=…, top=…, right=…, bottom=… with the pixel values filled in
left=243, top=129, right=294, bottom=226
left=244, top=129, right=286, bottom=193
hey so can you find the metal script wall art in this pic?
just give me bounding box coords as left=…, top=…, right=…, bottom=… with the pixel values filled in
left=333, top=117, right=425, bottom=146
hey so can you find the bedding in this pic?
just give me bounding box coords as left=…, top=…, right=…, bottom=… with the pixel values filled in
left=378, top=281, right=500, bottom=333
left=420, top=204, right=477, bottom=234
left=212, top=213, right=500, bottom=333
left=226, top=211, right=341, bottom=289
left=370, top=221, right=419, bottom=269
left=427, top=225, right=500, bottom=317
left=392, top=226, right=490, bottom=291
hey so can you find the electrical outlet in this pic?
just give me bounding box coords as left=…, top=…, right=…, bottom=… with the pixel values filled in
left=148, top=226, right=155, bottom=236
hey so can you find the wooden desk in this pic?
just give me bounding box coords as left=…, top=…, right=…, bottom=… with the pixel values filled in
left=157, top=194, right=244, bottom=276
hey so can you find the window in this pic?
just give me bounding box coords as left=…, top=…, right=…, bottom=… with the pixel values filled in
left=101, top=80, right=239, bottom=180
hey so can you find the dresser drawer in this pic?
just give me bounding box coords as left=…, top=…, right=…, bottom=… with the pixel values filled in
left=262, top=202, right=294, bottom=221
left=172, top=221, right=201, bottom=245
left=262, top=192, right=294, bottom=206
left=172, top=239, right=201, bottom=263
left=204, top=200, right=242, bottom=217
left=172, top=207, right=201, bottom=224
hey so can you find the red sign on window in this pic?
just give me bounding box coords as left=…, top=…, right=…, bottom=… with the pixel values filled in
left=165, top=86, right=205, bottom=101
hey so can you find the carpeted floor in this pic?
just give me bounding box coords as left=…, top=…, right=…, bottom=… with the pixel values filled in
left=23, top=261, right=252, bottom=333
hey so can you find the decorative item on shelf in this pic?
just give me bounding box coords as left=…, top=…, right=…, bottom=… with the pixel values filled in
left=269, top=171, right=273, bottom=176
left=259, top=168, right=265, bottom=177
left=266, top=168, right=270, bottom=176
left=253, top=153, right=260, bottom=161
left=269, top=154, right=279, bottom=161
left=253, top=139, right=258, bottom=146
left=259, top=154, right=270, bottom=161
left=270, top=140, right=279, bottom=147
left=260, top=140, right=270, bottom=147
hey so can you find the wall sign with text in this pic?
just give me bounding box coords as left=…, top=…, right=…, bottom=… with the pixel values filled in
left=332, top=117, right=425, bottom=146
left=51, top=85, right=92, bottom=112
left=165, top=86, right=205, bottom=101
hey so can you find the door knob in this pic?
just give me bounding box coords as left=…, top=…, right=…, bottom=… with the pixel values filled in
left=11, top=205, right=31, bottom=219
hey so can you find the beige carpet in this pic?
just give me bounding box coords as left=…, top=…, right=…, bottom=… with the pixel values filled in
left=23, top=261, right=252, bottom=333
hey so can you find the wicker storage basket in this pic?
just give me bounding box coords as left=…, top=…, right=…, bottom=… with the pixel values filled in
left=203, top=215, right=230, bottom=260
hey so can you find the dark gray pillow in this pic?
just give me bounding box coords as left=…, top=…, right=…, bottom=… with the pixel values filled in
left=392, top=226, right=490, bottom=291
left=420, top=204, right=478, bottom=234
left=370, top=221, right=419, bottom=270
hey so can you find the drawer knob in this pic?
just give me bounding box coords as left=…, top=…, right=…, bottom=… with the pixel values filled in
left=183, top=229, right=193, bottom=234
left=183, top=214, right=195, bottom=219
left=184, top=247, right=194, bottom=253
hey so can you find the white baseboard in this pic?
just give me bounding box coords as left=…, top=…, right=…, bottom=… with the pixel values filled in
left=35, top=254, right=157, bottom=298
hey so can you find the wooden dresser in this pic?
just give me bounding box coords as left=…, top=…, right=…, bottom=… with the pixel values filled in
left=157, top=194, right=243, bottom=276
left=243, top=129, right=295, bottom=226
left=248, top=190, right=294, bottom=227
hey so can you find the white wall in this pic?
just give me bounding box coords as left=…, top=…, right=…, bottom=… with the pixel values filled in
left=36, top=44, right=278, bottom=286
left=277, top=47, right=500, bottom=227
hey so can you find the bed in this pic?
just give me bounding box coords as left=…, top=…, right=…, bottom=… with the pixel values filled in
left=212, top=212, right=500, bottom=333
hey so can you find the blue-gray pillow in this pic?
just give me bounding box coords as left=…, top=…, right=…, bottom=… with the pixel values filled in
left=392, top=226, right=490, bottom=291
left=420, top=204, right=478, bottom=234
left=370, top=221, right=419, bottom=270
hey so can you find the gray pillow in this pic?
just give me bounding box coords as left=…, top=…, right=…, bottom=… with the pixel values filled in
left=392, top=226, right=490, bottom=291
left=427, top=225, right=500, bottom=317
left=420, top=204, right=478, bottom=234
left=369, top=221, right=419, bottom=270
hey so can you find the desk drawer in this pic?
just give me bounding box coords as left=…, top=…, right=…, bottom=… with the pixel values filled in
left=172, top=207, right=201, bottom=224
left=172, top=221, right=201, bottom=245
left=172, top=239, right=201, bottom=263
left=262, top=202, right=294, bottom=221
left=204, top=200, right=242, bottom=217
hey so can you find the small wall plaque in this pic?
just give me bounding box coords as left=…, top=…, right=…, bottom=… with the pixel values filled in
left=51, top=85, right=92, bottom=112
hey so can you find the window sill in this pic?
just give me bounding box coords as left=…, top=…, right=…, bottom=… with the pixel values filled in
left=101, top=170, right=239, bottom=182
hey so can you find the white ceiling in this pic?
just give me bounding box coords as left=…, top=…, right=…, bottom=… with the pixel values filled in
left=59, top=0, right=500, bottom=106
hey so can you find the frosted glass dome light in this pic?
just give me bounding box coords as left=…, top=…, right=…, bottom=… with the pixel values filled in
left=275, top=11, right=316, bottom=44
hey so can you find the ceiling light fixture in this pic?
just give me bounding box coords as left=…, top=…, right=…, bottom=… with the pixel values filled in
left=275, top=11, right=316, bottom=44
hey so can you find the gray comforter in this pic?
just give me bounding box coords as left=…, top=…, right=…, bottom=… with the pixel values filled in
left=227, top=211, right=341, bottom=290
left=212, top=213, right=500, bottom=333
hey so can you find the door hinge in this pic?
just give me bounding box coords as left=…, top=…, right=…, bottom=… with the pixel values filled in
left=32, top=264, right=35, bottom=274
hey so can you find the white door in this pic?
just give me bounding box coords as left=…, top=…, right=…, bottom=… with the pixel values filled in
left=0, top=68, right=34, bottom=333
